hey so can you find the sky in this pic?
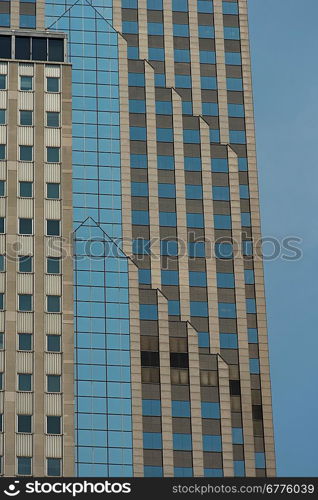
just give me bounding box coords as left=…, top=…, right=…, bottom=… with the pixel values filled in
left=248, top=0, right=318, bottom=477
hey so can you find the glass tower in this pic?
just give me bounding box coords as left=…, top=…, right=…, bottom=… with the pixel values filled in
left=0, top=0, right=276, bottom=477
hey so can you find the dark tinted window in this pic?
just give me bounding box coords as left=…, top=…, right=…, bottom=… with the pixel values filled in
left=15, top=37, right=31, bottom=60
left=48, top=39, right=64, bottom=62
left=170, top=353, right=189, bottom=368
left=0, top=36, right=11, bottom=59
left=32, top=37, right=47, bottom=61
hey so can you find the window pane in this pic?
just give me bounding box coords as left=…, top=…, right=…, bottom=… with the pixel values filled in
left=47, top=416, right=61, bottom=434
left=17, top=457, right=32, bottom=475
left=0, top=333, right=4, bottom=350
left=20, top=110, right=33, bottom=126
left=48, top=39, right=64, bottom=62
left=47, top=77, right=59, bottom=92
left=32, top=37, right=47, bottom=61
left=19, top=218, right=33, bottom=234
left=18, top=333, right=32, bottom=351
left=19, top=255, right=32, bottom=272
left=18, top=373, right=32, bottom=391
left=0, top=255, right=4, bottom=271
left=47, top=183, right=60, bottom=199
left=0, top=109, right=5, bottom=125
left=46, top=220, right=60, bottom=236
left=0, top=75, right=6, bottom=90
left=16, top=37, right=31, bottom=60
left=47, top=458, right=61, bottom=476
left=47, top=335, right=61, bottom=352
left=47, top=295, right=61, bottom=313
left=0, top=145, right=6, bottom=160
left=0, top=35, right=11, bottom=58
left=47, top=375, right=61, bottom=393
left=18, top=294, right=32, bottom=311
left=17, top=415, right=32, bottom=433
left=47, top=257, right=60, bottom=274
left=0, top=294, right=4, bottom=310
left=46, top=112, right=59, bottom=127
left=0, top=217, right=4, bottom=233
left=19, top=182, right=33, bottom=197
left=47, top=147, right=60, bottom=162
left=19, top=146, right=33, bottom=161
left=0, top=181, right=5, bottom=196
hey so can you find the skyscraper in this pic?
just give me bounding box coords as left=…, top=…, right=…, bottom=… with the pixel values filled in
left=0, top=0, right=275, bottom=477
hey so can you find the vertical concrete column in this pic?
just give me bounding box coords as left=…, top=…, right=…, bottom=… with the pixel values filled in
left=218, top=356, right=234, bottom=476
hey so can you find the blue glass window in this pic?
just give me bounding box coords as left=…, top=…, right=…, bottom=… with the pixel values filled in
left=242, top=240, right=253, bottom=256
left=0, top=75, right=6, bottom=91
left=174, top=467, right=193, bottom=477
left=130, top=126, right=147, bottom=141
left=142, top=399, right=161, bottom=416
left=215, top=242, right=233, bottom=259
left=160, top=240, right=178, bottom=256
left=213, top=186, right=230, bottom=201
left=184, top=157, right=201, bottom=171
left=228, top=103, right=245, bottom=117
left=255, top=452, right=266, bottom=469
left=157, top=128, right=173, bottom=142
left=148, top=22, right=164, bottom=35
left=198, top=332, right=210, bottom=348
left=198, top=0, right=213, bottom=13
left=18, top=373, right=32, bottom=391
left=172, top=400, right=191, bottom=417
left=173, top=24, right=189, bottom=37
left=212, top=158, right=228, bottom=172
left=128, top=73, right=145, bottom=87
left=201, top=76, right=217, bottom=90
left=20, top=15, right=36, bottom=29
left=144, top=466, right=163, bottom=477
left=156, top=101, right=172, bottom=115
left=46, top=147, right=60, bottom=162
left=214, top=215, right=232, bottom=229
left=17, top=457, right=32, bottom=475
left=234, top=460, right=245, bottom=477
left=241, top=212, right=251, bottom=226
left=232, top=428, right=244, bottom=444
left=131, top=182, right=148, bottom=197
left=19, top=181, right=32, bottom=198
left=18, top=294, right=32, bottom=312
left=230, top=130, right=246, bottom=144
left=20, top=145, right=33, bottom=161
left=202, top=102, right=218, bottom=116
left=174, top=49, right=190, bottom=62
left=139, top=269, right=151, bottom=284
left=172, top=0, right=188, bottom=11
left=132, top=210, right=149, bottom=225
left=122, top=21, right=138, bottom=33
left=182, top=101, right=193, bottom=114
left=227, top=78, right=243, bottom=91
left=204, top=468, right=224, bottom=477
left=155, top=73, right=166, bottom=86
left=246, top=298, right=257, bottom=314
left=132, top=239, right=151, bottom=255
left=47, top=295, right=61, bottom=313
left=0, top=14, right=10, bottom=28
left=47, top=458, right=61, bottom=477
left=202, top=402, right=220, bottom=419
left=244, top=269, right=254, bottom=284
left=190, top=301, right=208, bottom=317
left=198, top=25, right=215, bottom=38
left=188, top=242, right=205, bottom=257
left=143, top=432, right=162, bottom=449
left=217, top=273, right=235, bottom=288
left=203, top=435, right=222, bottom=452
left=149, top=47, right=165, bottom=61
left=218, top=303, right=236, bottom=318
left=183, top=129, right=200, bottom=143
left=250, top=358, right=260, bottom=374
left=173, top=433, right=192, bottom=451
left=129, top=99, right=146, bottom=113
left=131, top=154, right=147, bottom=168
left=239, top=157, right=248, bottom=171
left=210, top=129, right=220, bottom=142
left=200, top=50, right=216, bottom=64
left=187, top=213, right=204, bottom=228
left=223, top=1, right=239, bottom=14
left=168, top=300, right=180, bottom=315
left=224, top=27, right=240, bottom=40
left=159, top=212, right=177, bottom=226
left=185, top=185, right=203, bottom=200
left=161, top=270, right=179, bottom=285
left=140, top=304, right=158, bottom=320
left=128, top=47, right=139, bottom=61
left=175, top=74, right=192, bottom=88
left=239, top=184, right=249, bottom=198
left=189, top=271, right=207, bottom=287
left=248, top=328, right=258, bottom=343
left=158, top=155, right=174, bottom=169
left=225, top=52, right=242, bottom=65
left=122, top=0, right=138, bottom=6
left=147, top=0, right=163, bottom=9
left=220, top=333, right=238, bottom=349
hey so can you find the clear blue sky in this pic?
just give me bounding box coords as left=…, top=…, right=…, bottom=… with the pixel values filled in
left=248, top=0, right=318, bottom=477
